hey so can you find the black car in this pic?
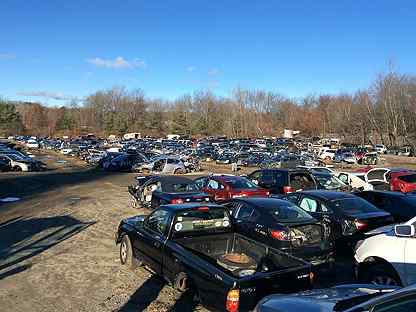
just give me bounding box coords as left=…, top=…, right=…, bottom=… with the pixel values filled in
left=115, top=203, right=313, bottom=312
left=355, top=190, right=416, bottom=223
left=226, top=197, right=334, bottom=266
left=284, top=191, right=394, bottom=250
left=129, top=175, right=211, bottom=209
left=247, top=169, right=318, bottom=195
left=0, top=158, right=11, bottom=172
left=254, top=283, right=414, bottom=312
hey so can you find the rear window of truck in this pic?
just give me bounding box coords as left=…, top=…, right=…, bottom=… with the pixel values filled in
left=172, top=208, right=231, bottom=233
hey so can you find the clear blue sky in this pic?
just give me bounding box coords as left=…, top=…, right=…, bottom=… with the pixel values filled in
left=1, top=0, right=415, bottom=105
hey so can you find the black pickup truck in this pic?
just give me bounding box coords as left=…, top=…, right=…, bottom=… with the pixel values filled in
left=115, top=203, right=313, bottom=312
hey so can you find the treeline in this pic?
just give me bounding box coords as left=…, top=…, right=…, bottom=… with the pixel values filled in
left=1, top=67, right=416, bottom=147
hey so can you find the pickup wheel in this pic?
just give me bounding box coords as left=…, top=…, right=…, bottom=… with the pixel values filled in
left=120, top=235, right=142, bottom=270
left=364, top=264, right=401, bottom=286
left=174, top=272, right=189, bottom=292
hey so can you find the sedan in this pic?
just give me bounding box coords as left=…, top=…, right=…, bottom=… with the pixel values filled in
left=226, top=197, right=334, bottom=266
left=285, top=191, right=394, bottom=251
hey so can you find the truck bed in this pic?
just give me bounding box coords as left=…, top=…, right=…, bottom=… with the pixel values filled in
left=175, top=233, right=307, bottom=277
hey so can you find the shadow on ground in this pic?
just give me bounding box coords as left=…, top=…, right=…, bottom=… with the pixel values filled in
left=0, top=214, right=95, bottom=280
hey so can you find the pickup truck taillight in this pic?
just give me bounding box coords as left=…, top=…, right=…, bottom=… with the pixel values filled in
left=171, top=198, right=184, bottom=204
left=226, top=289, right=239, bottom=312
left=270, top=230, right=290, bottom=241
left=283, top=186, right=294, bottom=194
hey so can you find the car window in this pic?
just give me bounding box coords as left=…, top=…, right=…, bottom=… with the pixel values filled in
left=372, top=295, right=416, bottom=312
left=320, top=203, right=333, bottom=213
left=146, top=209, right=170, bottom=235
left=207, top=179, right=225, bottom=190
left=236, top=204, right=255, bottom=220
left=267, top=202, right=314, bottom=222
left=290, top=173, right=315, bottom=191
left=194, top=177, right=207, bottom=189
left=249, top=171, right=261, bottom=184
left=299, top=197, right=318, bottom=213
left=224, top=178, right=258, bottom=189
left=333, top=197, right=381, bottom=215
left=286, top=193, right=299, bottom=204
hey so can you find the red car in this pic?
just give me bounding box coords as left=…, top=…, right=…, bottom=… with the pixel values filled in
left=389, top=171, right=416, bottom=193
left=194, top=175, right=270, bottom=202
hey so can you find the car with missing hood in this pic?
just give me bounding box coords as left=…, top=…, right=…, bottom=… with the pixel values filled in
left=129, top=175, right=211, bottom=209
left=254, top=283, right=414, bottom=312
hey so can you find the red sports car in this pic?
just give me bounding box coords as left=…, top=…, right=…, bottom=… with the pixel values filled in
left=389, top=172, right=416, bottom=193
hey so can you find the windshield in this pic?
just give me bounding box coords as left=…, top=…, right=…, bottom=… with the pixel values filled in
left=333, top=197, right=381, bottom=215
left=315, top=174, right=346, bottom=190
left=225, top=178, right=258, bottom=189
left=172, top=207, right=231, bottom=235
left=268, top=202, right=314, bottom=223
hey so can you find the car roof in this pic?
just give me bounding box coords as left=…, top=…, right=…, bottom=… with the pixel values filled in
left=299, top=190, right=357, bottom=200
left=362, top=190, right=416, bottom=198
left=234, top=197, right=292, bottom=208
left=159, top=203, right=224, bottom=212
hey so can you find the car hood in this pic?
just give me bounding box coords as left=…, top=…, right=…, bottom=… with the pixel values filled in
left=256, top=284, right=398, bottom=312
left=364, top=224, right=395, bottom=236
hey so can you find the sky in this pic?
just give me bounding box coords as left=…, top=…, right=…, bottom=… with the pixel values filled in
left=1, top=0, right=416, bottom=105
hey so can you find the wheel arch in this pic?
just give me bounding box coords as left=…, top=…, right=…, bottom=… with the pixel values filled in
left=358, top=256, right=402, bottom=285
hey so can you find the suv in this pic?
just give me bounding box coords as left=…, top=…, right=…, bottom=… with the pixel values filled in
left=247, top=169, right=318, bottom=194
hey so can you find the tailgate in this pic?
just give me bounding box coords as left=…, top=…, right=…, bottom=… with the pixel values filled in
left=237, top=263, right=312, bottom=310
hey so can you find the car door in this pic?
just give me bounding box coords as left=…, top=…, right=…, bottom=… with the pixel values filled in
left=140, top=209, right=171, bottom=274
left=248, top=170, right=262, bottom=185
left=206, top=178, right=228, bottom=201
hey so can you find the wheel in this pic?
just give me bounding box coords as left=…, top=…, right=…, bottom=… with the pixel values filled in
left=174, top=272, right=189, bottom=292
left=364, top=264, right=401, bottom=286
left=120, top=235, right=142, bottom=270
left=13, top=166, right=22, bottom=172
left=174, top=168, right=185, bottom=175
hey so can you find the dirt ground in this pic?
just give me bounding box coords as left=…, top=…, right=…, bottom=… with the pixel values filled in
left=1, top=152, right=414, bottom=312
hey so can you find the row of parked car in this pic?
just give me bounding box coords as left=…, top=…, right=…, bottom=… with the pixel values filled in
left=0, top=141, right=46, bottom=172
left=119, top=165, right=416, bottom=311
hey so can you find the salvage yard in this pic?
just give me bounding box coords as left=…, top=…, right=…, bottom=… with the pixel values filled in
left=1, top=151, right=415, bottom=312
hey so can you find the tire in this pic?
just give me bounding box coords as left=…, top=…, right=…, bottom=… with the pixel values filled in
left=364, top=264, right=401, bottom=286
left=13, top=166, right=22, bottom=172
left=174, top=168, right=185, bottom=175
left=120, top=235, right=142, bottom=270
left=174, top=272, right=189, bottom=292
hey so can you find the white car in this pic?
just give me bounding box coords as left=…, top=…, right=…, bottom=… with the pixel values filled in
left=336, top=171, right=374, bottom=191
left=319, top=148, right=336, bottom=160
left=355, top=216, right=416, bottom=286
left=26, top=139, right=39, bottom=149
left=374, top=144, right=387, bottom=154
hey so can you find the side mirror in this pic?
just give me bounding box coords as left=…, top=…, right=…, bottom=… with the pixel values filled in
left=395, top=224, right=415, bottom=237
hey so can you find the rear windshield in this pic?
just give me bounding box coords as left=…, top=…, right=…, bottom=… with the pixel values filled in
left=314, top=174, right=346, bottom=190
left=225, top=178, right=258, bottom=189
left=267, top=202, right=314, bottom=223
left=172, top=208, right=231, bottom=234
left=171, top=183, right=198, bottom=192
left=398, top=174, right=416, bottom=183
left=333, top=197, right=381, bottom=215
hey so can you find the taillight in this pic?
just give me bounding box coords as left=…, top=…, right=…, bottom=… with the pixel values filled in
left=226, top=289, right=239, bottom=312
left=354, top=220, right=367, bottom=231
left=271, top=230, right=290, bottom=241
left=170, top=198, right=184, bottom=204
left=283, top=186, right=294, bottom=194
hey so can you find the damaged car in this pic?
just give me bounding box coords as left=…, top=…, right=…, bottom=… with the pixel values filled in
left=129, top=175, right=211, bottom=209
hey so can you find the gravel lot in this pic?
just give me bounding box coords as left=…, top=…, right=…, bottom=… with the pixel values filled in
left=2, top=152, right=412, bottom=312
